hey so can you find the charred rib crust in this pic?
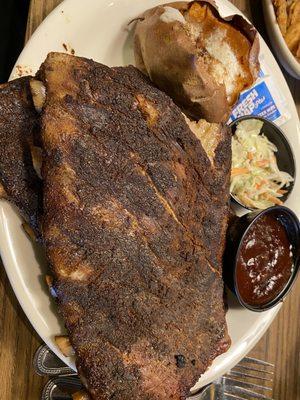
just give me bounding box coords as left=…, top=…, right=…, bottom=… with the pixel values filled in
left=0, top=77, right=41, bottom=232
left=40, top=53, right=231, bottom=400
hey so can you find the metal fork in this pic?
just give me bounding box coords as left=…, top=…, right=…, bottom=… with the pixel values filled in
left=194, top=357, right=274, bottom=400
left=35, top=345, right=274, bottom=400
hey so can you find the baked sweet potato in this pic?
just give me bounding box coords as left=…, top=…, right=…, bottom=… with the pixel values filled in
left=134, top=1, right=260, bottom=122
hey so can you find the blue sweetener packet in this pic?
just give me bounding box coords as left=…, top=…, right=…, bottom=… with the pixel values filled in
left=228, top=63, right=290, bottom=126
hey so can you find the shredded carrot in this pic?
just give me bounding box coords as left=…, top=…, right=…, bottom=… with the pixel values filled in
left=255, top=179, right=267, bottom=189
left=231, top=168, right=249, bottom=177
left=262, top=193, right=283, bottom=205
left=277, top=189, right=288, bottom=194
left=255, top=159, right=269, bottom=167
left=247, top=152, right=254, bottom=160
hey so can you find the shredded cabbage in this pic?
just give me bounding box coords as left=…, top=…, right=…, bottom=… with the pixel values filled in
left=230, top=119, right=294, bottom=209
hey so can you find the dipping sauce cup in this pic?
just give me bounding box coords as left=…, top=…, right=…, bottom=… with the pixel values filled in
left=224, top=206, right=300, bottom=311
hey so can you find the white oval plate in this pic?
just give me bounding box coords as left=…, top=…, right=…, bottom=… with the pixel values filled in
left=1, top=0, right=299, bottom=393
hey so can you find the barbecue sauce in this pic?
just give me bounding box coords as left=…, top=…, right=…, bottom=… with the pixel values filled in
left=236, top=214, right=293, bottom=307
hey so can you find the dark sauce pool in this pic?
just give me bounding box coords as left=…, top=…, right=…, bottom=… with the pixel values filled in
left=236, top=214, right=294, bottom=307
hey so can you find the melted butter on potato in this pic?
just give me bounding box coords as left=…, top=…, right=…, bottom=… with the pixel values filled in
left=204, top=29, right=246, bottom=99
left=184, top=2, right=253, bottom=105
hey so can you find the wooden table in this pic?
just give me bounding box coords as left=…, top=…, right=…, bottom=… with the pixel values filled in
left=0, top=0, right=299, bottom=399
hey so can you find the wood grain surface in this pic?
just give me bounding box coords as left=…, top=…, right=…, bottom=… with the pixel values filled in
left=0, top=0, right=299, bottom=399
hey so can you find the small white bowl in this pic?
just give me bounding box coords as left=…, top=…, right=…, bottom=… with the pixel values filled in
left=263, top=0, right=300, bottom=79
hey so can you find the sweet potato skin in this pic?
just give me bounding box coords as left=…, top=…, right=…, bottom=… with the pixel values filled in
left=134, top=1, right=260, bottom=123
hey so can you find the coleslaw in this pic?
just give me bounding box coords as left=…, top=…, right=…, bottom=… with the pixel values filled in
left=231, top=119, right=294, bottom=209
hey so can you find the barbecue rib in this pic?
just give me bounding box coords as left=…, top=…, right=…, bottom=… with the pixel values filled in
left=0, top=77, right=41, bottom=233
left=39, top=52, right=231, bottom=400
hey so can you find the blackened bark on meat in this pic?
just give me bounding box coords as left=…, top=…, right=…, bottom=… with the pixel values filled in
left=40, top=52, right=231, bottom=400
left=0, top=77, right=41, bottom=234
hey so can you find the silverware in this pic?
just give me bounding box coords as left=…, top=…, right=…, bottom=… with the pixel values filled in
left=193, top=357, right=274, bottom=400
left=36, top=344, right=274, bottom=400
left=34, top=344, right=75, bottom=377
left=41, top=376, right=83, bottom=400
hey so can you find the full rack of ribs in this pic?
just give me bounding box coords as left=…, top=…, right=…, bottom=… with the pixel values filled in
left=39, top=52, right=231, bottom=400
left=0, top=77, right=41, bottom=233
